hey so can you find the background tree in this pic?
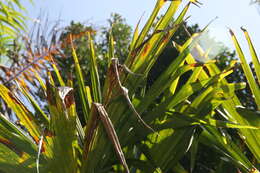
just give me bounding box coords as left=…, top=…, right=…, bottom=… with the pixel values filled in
left=56, top=13, right=131, bottom=81
left=99, top=13, right=132, bottom=62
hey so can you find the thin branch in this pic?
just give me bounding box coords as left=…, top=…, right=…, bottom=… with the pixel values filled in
left=94, top=103, right=130, bottom=173
left=3, top=55, right=45, bottom=85
left=111, top=58, right=156, bottom=133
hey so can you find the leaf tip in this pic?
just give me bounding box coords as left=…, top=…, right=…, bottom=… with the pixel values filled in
left=228, top=28, right=235, bottom=36
left=240, top=26, right=247, bottom=32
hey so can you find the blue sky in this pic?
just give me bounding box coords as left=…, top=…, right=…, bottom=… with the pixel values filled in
left=23, top=0, right=260, bottom=60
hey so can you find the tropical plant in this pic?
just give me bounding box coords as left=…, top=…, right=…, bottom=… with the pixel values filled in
left=0, top=0, right=59, bottom=118
left=0, top=17, right=64, bottom=119
left=0, top=1, right=259, bottom=173
left=0, top=0, right=33, bottom=55
left=229, top=28, right=260, bottom=154
left=230, top=28, right=260, bottom=109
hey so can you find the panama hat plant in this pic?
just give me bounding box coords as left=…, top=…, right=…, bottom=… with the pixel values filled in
left=0, top=0, right=259, bottom=172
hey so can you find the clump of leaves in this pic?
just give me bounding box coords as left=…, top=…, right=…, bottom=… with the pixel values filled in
left=0, top=0, right=33, bottom=55
left=0, top=1, right=259, bottom=173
